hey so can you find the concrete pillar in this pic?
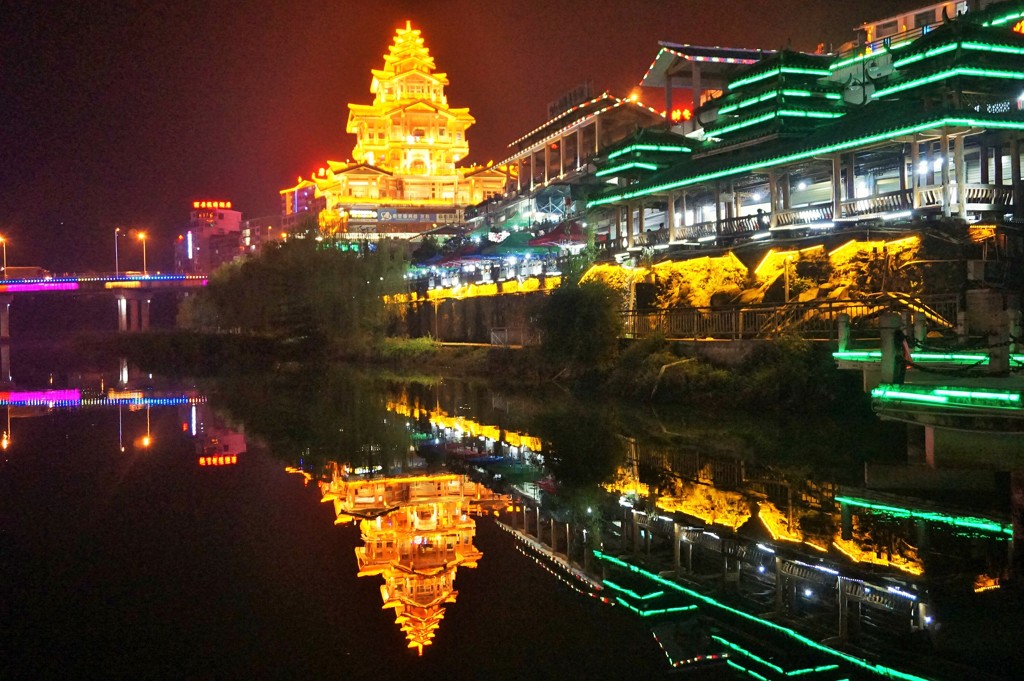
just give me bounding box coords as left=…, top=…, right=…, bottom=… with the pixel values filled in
left=535, top=506, right=541, bottom=540
left=613, top=206, right=621, bottom=245
left=128, top=298, right=141, bottom=332
left=575, top=129, right=582, bottom=169
left=781, top=173, right=791, bottom=210
left=768, top=170, right=779, bottom=228
left=116, top=294, right=127, bottom=331
left=637, top=202, right=645, bottom=244
left=832, top=155, right=843, bottom=220
left=941, top=132, right=951, bottom=217
left=837, top=313, right=851, bottom=352
left=714, top=182, right=722, bottom=238
left=559, top=135, right=565, bottom=178
left=774, top=556, right=786, bottom=613
left=880, top=311, right=902, bottom=384
left=838, top=576, right=849, bottom=641
left=550, top=517, right=557, bottom=556
left=673, top=524, right=682, bottom=573
left=994, top=143, right=1004, bottom=185
left=692, top=62, right=702, bottom=113
left=0, top=344, right=10, bottom=385
left=626, top=203, right=636, bottom=249
left=666, top=193, right=677, bottom=240
left=0, top=295, right=11, bottom=341
left=955, top=134, right=967, bottom=219
left=544, top=144, right=550, bottom=185
left=141, top=297, right=151, bottom=331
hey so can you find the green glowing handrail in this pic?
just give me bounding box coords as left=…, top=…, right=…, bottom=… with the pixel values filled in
left=593, top=550, right=932, bottom=681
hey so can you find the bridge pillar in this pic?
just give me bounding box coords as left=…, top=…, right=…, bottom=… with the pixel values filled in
left=0, top=344, right=10, bottom=385
left=116, top=295, right=128, bottom=332
left=0, top=294, right=11, bottom=341
left=140, top=297, right=151, bottom=331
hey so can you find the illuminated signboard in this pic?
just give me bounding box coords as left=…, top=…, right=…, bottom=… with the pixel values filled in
left=192, top=200, right=233, bottom=209
left=199, top=455, right=237, bottom=466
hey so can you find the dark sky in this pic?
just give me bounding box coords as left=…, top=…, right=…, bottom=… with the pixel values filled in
left=1, top=0, right=927, bottom=271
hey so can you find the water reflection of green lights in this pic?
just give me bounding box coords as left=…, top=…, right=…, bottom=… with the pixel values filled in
left=594, top=551, right=930, bottom=681
left=834, top=495, right=1013, bottom=537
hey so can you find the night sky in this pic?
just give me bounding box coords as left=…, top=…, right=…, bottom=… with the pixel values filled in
left=2, top=0, right=927, bottom=272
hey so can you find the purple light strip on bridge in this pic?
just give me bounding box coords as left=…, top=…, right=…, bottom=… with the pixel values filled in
left=0, top=389, right=82, bottom=403
left=0, top=282, right=80, bottom=293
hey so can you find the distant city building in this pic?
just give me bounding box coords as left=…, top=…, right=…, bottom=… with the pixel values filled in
left=175, top=200, right=242, bottom=274
left=240, top=214, right=282, bottom=255
left=279, top=21, right=508, bottom=242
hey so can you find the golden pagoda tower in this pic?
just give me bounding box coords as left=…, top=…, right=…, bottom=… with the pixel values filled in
left=280, top=21, right=507, bottom=240
left=321, top=469, right=508, bottom=655
left=347, top=20, right=473, bottom=178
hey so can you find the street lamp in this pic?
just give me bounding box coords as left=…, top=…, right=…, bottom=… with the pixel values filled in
left=137, top=231, right=148, bottom=274
left=115, top=227, right=121, bottom=276
left=0, top=235, right=7, bottom=279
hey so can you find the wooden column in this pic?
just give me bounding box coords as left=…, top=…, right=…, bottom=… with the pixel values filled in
left=910, top=136, right=921, bottom=208
left=955, top=134, right=967, bottom=219
left=941, top=132, right=951, bottom=217
left=1012, top=137, right=1023, bottom=221
left=832, top=154, right=843, bottom=220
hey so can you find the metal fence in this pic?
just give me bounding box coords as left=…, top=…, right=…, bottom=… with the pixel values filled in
left=623, top=295, right=958, bottom=341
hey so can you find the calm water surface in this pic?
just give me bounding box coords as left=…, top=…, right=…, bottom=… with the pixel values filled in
left=2, top=353, right=1021, bottom=680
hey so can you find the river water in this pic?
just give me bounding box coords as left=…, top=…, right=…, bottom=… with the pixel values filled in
left=1, top=351, right=1021, bottom=680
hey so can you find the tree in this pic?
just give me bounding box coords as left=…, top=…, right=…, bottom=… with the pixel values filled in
left=538, top=279, right=622, bottom=371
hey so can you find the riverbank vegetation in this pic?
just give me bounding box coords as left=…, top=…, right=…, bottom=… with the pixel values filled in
left=105, top=237, right=864, bottom=416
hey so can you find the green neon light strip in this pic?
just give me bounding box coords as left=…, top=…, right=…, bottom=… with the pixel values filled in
left=606, top=144, right=691, bottom=161
left=589, top=115, right=1024, bottom=207
left=983, top=10, right=1024, bottom=27
left=602, top=579, right=665, bottom=600
left=719, top=89, right=842, bottom=114
left=615, top=596, right=697, bottom=617
left=729, top=67, right=832, bottom=91
left=728, top=660, right=772, bottom=681
left=872, top=384, right=1023, bottom=410
left=595, top=161, right=659, bottom=177
left=711, top=635, right=785, bottom=675
left=594, top=551, right=932, bottom=681
left=832, top=350, right=1017, bottom=364
left=871, top=387, right=948, bottom=404
left=891, top=42, right=959, bottom=68
left=932, top=388, right=1020, bottom=402
left=874, top=66, right=1024, bottom=98
left=709, top=109, right=844, bottom=137
left=834, top=495, right=1013, bottom=537
left=829, top=41, right=913, bottom=71
left=894, top=41, right=1024, bottom=69
left=789, top=664, right=841, bottom=676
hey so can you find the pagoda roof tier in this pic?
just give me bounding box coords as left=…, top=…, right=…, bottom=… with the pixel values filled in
left=638, top=43, right=771, bottom=89
left=891, top=17, right=1024, bottom=71
left=503, top=92, right=665, bottom=157
left=348, top=99, right=473, bottom=121
left=589, top=105, right=1024, bottom=207
left=724, top=50, right=833, bottom=92
left=371, top=67, right=449, bottom=87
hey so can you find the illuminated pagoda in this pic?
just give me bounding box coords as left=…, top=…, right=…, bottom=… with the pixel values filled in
left=321, top=469, right=508, bottom=654
left=280, top=22, right=508, bottom=242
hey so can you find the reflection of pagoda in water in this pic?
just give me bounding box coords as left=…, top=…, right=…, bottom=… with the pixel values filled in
left=321, top=465, right=508, bottom=654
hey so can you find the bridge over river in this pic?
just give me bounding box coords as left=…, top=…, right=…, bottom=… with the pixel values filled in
left=0, top=272, right=207, bottom=337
